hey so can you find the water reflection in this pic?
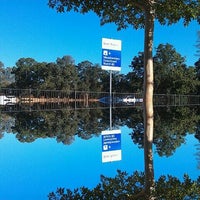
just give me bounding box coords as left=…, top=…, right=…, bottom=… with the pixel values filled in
left=101, top=129, right=122, bottom=163
left=0, top=88, right=200, bottom=113
left=0, top=95, right=200, bottom=199
left=1, top=99, right=200, bottom=153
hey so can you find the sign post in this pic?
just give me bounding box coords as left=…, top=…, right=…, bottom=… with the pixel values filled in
left=101, top=39, right=122, bottom=163
left=101, top=38, right=122, bottom=128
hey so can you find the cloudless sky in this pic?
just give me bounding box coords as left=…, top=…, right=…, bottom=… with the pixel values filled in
left=0, top=0, right=199, bottom=74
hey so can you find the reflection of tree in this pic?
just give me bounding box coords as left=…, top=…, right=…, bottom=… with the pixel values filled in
left=47, top=106, right=200, bottom=199
left=117, top=107, right=143, bottom=128
left=0, top=113, right=15, bottom=139
left=154, top=106, right=199, bottom=157
left=10, top=111, right=78, bottom=144
left=195, top=144, right=200, bottom=170
left=1, top=107, right=142, bottom=143
left=2, top=105, right=200, bottom=154
left=194, top=120, right=200, bottom=169
left=130, top=122, right=144, bottom=148
left=195, top=120, right=200, bottom=143
left=76, top=109, right=105, bottom=139
left=9, top=108, right=109, bottom=144
left=130, top=106, right=200, bottom=157
left=48, top=170, right=200, bottom=199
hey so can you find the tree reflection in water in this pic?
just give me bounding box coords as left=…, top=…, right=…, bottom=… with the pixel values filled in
left=0, top=105, right=200, bottom=199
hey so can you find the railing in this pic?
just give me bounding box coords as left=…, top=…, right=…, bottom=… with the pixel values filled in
left=0, top=88, right=199, bottom=112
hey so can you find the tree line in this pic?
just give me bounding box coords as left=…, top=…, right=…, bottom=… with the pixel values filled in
left=1, top=105, right=200, bottom=158
left=0, top=43, right=200, bottom=95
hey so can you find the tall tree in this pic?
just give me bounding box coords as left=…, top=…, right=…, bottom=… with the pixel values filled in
left=56, top=55, right=79, bottom=91
left=12, top=58, right=37, bottom=89
left=0, top=61, right=6, bottom=88
left=195, top=31, right=200, bottom=94
left=154, top=43, right=198, bottom=94
left=0, top=62, right=15, bottom=88
left=127, top=52, right=144, bottom=92
left=128, top=44, right=199, bottom=94
left=77, top=61, right=103, bottom=92
left=196, top=31, right=200, bottom=57
left=48, top=0, right=200, bottom=197
left=48, top=170, right=200, bottom=200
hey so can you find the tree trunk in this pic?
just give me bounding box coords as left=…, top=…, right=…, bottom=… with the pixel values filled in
left=143, top=2, right=155, bottom=199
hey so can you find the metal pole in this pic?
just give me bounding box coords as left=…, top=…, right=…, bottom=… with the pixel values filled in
left=110, top=101, right=112, bottom=130
left=110, top=70, right=112, bottom=100
left=110, top=70, right=112, bottom=130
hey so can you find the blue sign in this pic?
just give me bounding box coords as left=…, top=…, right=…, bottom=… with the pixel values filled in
left=101, top=38, right=122, bottom=71
left=102, top=49, right=121, bottom=68
left=101, top=129, right=122, bottom=162
left=102, top=133, right=121, bottom=152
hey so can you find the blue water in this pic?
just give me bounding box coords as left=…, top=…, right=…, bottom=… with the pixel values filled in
left=0, top=126, right=199, bottom=200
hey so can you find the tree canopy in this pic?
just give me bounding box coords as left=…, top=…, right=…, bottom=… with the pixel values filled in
left=48, top=0, right=200, bottom=30
left=128, top=43, right=199, bottom=94
left=0, top=42, right=198, bottom=95
left=48, top=170, right=200, bottom=200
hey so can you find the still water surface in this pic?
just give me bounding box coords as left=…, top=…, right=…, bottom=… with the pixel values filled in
left=0, top=105, right=200, bottom=200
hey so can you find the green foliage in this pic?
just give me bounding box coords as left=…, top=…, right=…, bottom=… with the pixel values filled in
left=12, top=58, right=42, bottom=89
left=76, top=109, right=104, bottom=139
left=8, top=41, right=200, bottom=94
left=112, top=74, right=130, bottom=93
left=56, top=55, right=79, bottom=91
left=10, top=110, right=78, bottom=144
left=0, top=61, right=14, bottom=88
left=155, top=174, right=200, bottom=199
left=128, top=43, right=199, bottom=94
left=10, top=55, right=127, bottom=93
left=47, top=0, right=200, bottom=101
left=0, top=113, right=15, bottom=139
left=195, top=31, right=200, bottom=94
left=48, top=170, right=200, bottom=200
left=2, top=95, right=199, bottom=156
left=127, top=52, right=144, bottom=92
left=10, top=108, right=109, bottom=144
left=196, top=31, right=200, bottom=56
left=155, top=1, right=200, bottom=26
left=48, top=170, right=145, bottom=200
left=130, top=106, right=200, bottom=157
left=154, top=44, right=198, bottom=94
left=11, top=56, right=79, bottom=90
left=77, top=61, right=106, bottom=92
left=48, top=0, right=200, bottom=30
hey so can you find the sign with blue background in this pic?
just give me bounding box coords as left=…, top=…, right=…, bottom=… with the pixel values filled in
left=102, top=132, right=121, bottom=152
left=101, top=129, right=121, bottom=162
left=102, top=38, right=122, bottom=71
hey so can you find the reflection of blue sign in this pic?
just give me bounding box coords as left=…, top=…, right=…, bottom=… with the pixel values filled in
left=101, top=129, right=122, bottom=162
left=102, top=133, right=121, bottom=152
left=101, top=38, right=122, bottom=71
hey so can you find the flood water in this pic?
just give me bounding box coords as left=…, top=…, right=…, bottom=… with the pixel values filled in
left=0, top=99, right=200, bottom=199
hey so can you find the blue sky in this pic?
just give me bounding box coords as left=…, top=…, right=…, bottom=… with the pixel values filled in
left=0, top=0, right=199, bottom=74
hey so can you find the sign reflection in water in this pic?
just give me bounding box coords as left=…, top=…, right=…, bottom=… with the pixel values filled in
left=101, top=129, right=122, bottom=163
left=1, top=92, right=200, bottom=199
